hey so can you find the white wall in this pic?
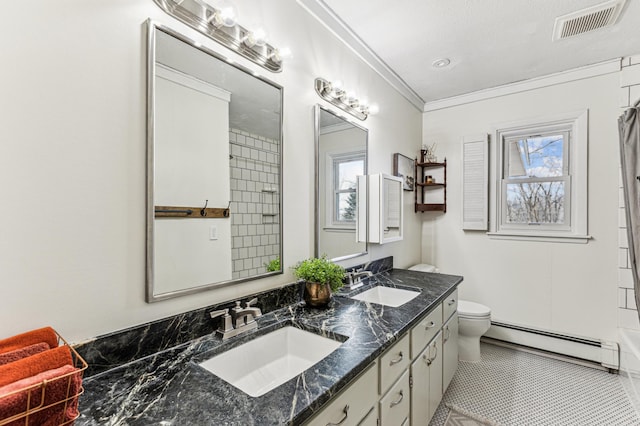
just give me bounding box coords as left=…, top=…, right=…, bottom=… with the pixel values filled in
left=423, top=70, right=621, bottom=342
left=154, top=71, right=232, bottom=293
left=0, top=0, right=422, bottom=343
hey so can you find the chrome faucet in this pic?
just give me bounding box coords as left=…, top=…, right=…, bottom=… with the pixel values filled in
left=210, top=298, right=262, bottom=340
left=344, top=269, right=373, bottom=290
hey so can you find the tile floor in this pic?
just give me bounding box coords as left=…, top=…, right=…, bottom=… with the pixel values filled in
left=429, top=343, right=640, bottom=426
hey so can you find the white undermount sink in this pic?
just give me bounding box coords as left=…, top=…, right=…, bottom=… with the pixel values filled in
left=198, top=326, right=342, bottom=397
left=350, top=286, right=420, bottom=307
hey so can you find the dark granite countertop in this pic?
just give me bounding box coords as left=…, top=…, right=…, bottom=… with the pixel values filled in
left=77, top=269, right=462, bottom=425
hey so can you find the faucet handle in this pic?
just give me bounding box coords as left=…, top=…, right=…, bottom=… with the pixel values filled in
left=245, top=297, right=258, bottom=308
left=209, top=309, right=234, bottom=333
left=209, top=309, right=228, bottom=319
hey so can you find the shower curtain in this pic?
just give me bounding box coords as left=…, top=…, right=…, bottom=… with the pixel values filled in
left=619, top=99, right=640, bottom=320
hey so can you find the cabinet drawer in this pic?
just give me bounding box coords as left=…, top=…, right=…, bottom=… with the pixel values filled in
left=411, top=303, right=443, bottom=358
left=306, top=361, right=378, bottom=426
left=379, top=333, right=410, bottom=395
left=379, top=370, right=410, bottom=426
left=443, top=289, right=458, bottom=321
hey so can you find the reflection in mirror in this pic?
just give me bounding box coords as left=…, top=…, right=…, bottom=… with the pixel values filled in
left=147, top=22, right=283, bottom=302
left=315, top=105, right=368, bottom=261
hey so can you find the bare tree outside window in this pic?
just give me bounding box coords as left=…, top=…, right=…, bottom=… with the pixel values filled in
left=503, top=134, right=569, bottom=225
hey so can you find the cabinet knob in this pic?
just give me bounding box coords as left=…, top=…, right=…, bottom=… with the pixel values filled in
left=425, top=320, right=436, bottom=329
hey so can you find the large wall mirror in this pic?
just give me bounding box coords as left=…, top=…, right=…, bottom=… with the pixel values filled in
left=146, top=21, right=283, bottom=302
left=315, top=105, right=368, bottom=261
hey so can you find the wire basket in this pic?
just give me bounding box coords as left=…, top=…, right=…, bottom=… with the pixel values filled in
left=0, top=331, right=87, bottom=426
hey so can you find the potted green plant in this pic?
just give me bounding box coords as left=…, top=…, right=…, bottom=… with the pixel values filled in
left=293, top=255, right=345, bottom=307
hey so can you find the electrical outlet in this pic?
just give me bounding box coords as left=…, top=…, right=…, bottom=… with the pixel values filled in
left=209, top=226, right=218, bottom=240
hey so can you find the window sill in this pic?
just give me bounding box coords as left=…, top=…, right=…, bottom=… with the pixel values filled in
left=486, top=232, right=592, bottom=244
left=322, top=226, right=356, bottom=233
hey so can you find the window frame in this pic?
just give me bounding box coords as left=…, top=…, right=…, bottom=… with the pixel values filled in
left=500, top=127, right=572, bottom=232
left=489, top=110, right=590, bottom=243
left=326, top=150, right=366, bottom=229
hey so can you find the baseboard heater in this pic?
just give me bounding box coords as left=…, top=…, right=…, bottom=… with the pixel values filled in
left=485, top=321, right=619, bottom=370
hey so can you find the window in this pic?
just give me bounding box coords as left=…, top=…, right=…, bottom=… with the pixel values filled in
left=491, top=111, right=589, bottom=242
left=331, top=152, right=365, bottom=226
left=502, top=129, right=570, bottom=230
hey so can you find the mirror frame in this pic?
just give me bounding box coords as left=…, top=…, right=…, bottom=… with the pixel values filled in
left=146, top=20, right=284, bottom=302
left=314, top=104, right=368, bottom=262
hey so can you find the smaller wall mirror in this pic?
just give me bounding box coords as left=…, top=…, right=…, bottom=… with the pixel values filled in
left=315, top=105, right=368, bottom=261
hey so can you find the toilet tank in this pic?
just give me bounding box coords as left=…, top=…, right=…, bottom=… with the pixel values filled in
left=408, top=264, right=439, bottom=273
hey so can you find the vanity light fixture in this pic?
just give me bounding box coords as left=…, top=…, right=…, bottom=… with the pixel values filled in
left=153, top=0, right=290, bottom=72
left=314, top=77, right=377, bottom=121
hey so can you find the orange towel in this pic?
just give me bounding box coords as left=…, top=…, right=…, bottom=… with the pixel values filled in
left=0, top=346, right=72, bottom=388
left=0, top=364, right=82, bottom=426
left=0, top=343, right=51, bottom=366
left=0, top=327, right=58, bottom=355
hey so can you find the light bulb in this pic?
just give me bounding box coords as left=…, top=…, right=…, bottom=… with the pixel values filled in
left=269, top=47, right=292, bottom=64
left=252, top=27, right=268, bottom=47
left=368, top=104, right=379, bottom=115
left=329, top=80, right=344, bottom=99
left=218, top=6, right=237, bottom=27
left=202, top=0, right=238, bottom=27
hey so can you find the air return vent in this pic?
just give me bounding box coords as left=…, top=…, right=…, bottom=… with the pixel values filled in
left=552, top=0, right=626, bottom=41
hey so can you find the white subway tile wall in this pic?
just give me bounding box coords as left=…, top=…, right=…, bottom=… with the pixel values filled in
left=229, top=128, right=280, bottom=280
left=619, top=57, right=640, bottom=329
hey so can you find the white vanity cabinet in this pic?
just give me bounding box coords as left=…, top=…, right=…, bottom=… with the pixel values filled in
left=305, top=361, right=378, bottom=426
left=306, top=289, right=459, bottom=426
left=367, top=173, right=403, bottom=244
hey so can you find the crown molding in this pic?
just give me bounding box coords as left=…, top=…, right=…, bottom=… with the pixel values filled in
left=424, top=59, right=621, bottom=112
left=297, top=0, right=425, bottom=111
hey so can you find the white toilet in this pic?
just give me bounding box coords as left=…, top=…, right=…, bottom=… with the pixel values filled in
left=457, top=300, right=491, bottom=362
left=408, top=264, right=491, bottom=362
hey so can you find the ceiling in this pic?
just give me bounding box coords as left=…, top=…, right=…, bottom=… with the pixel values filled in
left=311, top=0, right=640, bottom=106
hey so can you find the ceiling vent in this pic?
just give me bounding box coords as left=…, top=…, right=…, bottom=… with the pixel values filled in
left=552, top=0, right=626, bottom=41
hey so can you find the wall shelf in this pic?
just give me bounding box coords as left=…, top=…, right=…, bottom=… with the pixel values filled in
left=415, top=159, right=447, bottom=213
left=154, top=205, right=230, bottom=218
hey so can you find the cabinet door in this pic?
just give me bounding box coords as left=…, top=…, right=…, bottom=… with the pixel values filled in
left=442, top=312, right=459, bottom=392
left=428, top=333, right=443, bottom=421
left=306, top=362, right=378, bottom=426
left=357, top=406, right=378, bottom=426
left=368, top=173, right=403, bottom=244
left=410, top=332, right=442, bottom=426
left=379, top=370, right=410, bottom=426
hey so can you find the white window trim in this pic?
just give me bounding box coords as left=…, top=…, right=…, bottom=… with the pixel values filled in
left=324, top=150, right=366, bottom=230
left=488, top=110, right=591, bottom=243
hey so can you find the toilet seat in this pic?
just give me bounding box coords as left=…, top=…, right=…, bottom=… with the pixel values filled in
left=458, top=300, right=491, bottom=319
